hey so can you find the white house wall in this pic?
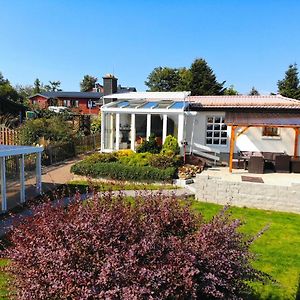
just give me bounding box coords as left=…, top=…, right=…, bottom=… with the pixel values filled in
left=186, top=111, right=299, bottom=160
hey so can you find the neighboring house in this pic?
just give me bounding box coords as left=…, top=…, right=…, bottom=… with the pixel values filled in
left=29, top=74, right=136, bottom=115
left=100, top=92, right=300, bottom=167
left=29, top=91, right=102, bottom=115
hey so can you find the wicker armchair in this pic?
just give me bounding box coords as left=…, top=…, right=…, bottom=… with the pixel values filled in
left=248, top=156, right=265, bottom=174
left=275, top=155, right=290, bottom=173
left=291, top=157, right=300, bottom=173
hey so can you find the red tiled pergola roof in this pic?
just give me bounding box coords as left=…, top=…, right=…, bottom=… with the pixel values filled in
left=188, top=95, right=300, bottom=109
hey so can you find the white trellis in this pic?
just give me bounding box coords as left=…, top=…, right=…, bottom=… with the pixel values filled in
left=0, top=145, right=43, bottom=212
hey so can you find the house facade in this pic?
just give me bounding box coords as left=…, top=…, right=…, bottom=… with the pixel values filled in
left=101, top=92, right=300, bottom=165
left=29, top=91, right=102, bottom=115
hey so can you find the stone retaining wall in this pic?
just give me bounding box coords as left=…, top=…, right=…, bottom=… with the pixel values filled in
left=189, top=174, right=300, bottom=214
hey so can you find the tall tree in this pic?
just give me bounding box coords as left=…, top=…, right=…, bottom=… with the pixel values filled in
left=145, top=67, right=181, bottom=92
left=44, top=81, right=62, bottom=92
left=80, top=75, right=98, bottom=92
left=249, top=87, right=260, bottom=96
left=33, top=78, right=42, bottom=94
left=277, top=64, right=300, bottom=99
left=176, top=68, right=192, bottom=91
left=224, top=85, right=238, bottom=95
left=189, top=58, right=225, bottom=95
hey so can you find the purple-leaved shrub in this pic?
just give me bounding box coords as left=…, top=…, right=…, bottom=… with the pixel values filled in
left=3, top=192, right=267, bottom=299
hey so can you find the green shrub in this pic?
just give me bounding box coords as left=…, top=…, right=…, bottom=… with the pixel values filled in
left=90, top=114, right=101, bottom=134
left=116, top=149, right=135, bottom=158
left=136, top=134, right=161, bottom=154
left=149, top=153, right=183, bottom=169
left=161, top=135, right=180, bottom=155
left=19, top=116, right=72, bottom=145
left=118, top=152, right=152, bottom=167
left=85, top=152, right=118, bottom=163
left=71, top=161, right=176, bottom=182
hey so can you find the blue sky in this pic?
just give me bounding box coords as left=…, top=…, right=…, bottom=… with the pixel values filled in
left=0, top=0, right=299, bottom=94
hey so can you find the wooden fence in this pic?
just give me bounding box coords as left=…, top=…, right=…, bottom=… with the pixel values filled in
left=43, top=133, right=101, bottom=165
left=0, top=126, right=19, bottom=145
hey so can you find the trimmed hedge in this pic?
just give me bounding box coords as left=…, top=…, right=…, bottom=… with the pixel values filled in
left=71, top=161, right=176, bottom=181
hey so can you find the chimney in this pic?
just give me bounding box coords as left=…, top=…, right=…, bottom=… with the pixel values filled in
left=103, top=74, right=118, bottom=96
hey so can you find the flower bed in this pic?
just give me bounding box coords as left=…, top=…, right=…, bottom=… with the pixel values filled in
left=71, top=150, right=181, bottom=182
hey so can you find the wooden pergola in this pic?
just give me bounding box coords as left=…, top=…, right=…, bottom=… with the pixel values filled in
left=225, top=112, right=300, bottom=173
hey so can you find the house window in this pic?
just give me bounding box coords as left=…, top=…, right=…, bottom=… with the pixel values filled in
left=70, top=100, right=79, bottom=107
left=206, top=116, right=227, bottom=145
left=262, top=127, right=280, bottom=137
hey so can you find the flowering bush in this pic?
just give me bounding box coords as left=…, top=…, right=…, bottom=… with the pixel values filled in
left=3, top=193, right=268, bottom=299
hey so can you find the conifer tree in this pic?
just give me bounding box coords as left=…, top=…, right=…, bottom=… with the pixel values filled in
left=189, top=58, right=225, bottom=95
left=249, top=87, right=260, bottom=96
left=278, top=64, right=300, bottom=99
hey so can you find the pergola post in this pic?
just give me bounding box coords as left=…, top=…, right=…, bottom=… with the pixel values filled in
left=294, top=128, right=299, bottom=158
left=162, top=114, right=168, bottom=144
left=130, top=114, right=136, bottom=151
left=20, top=154, right=25, bottom=203
left=0, top=157, right=7, bottom=212
left=146, top=114, right=151, bottom=140
left=36, top=152, right=42, bottom=194
left=229, top=125, right=237, bottom=173
left=115, top=113, right=120, bottom=151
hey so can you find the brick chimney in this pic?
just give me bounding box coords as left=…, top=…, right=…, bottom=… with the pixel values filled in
left=103, top=74, right=118, bottom=96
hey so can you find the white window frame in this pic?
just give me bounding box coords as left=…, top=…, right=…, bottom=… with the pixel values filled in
left=205, top=115, right=227, bottom=146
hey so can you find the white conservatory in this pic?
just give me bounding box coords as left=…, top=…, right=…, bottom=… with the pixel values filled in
left=101, top=92, right=191, bottom=153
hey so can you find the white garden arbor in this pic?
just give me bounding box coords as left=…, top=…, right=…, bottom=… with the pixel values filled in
left=101, top=92, right=190, bottom=152
left=0, top=145, right=43, bottom=212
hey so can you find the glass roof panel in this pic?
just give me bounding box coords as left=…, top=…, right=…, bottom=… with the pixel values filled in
left=117, top=101, right=129, bottom=108
left=169, top=101, right=187, bottom=109
left=128, top=101, right=146, bottom=108
left=141, top=101, right=158, bottom=109
left=157, top=100, right=174, bottom=108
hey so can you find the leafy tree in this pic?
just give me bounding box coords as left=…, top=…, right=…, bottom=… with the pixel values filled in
left=15, top=84, right=35, bottom=105
left=3, top=193, right=269, bottom=299
left=224, top=85, right=239, bottom=95
left=0, top=72, right=9, bottom=85
left=190, top=58, right=225, bottom=95
left=0, top=72, right=20, bottom=103
left=80, top=75, right=98, bottom=92
left=249, top=87, right=260, bottom=95
left=145, top=67, right=181, bottom=91
left=277, top=64, right=300, bottom=99
left=44, top=80, right=62, bottom=92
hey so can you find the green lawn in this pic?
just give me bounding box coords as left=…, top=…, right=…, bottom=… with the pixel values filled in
left=0, top=200, right=299, bottom=299
left=192, top=201, right=300, bottom=300
left=0, top=259, right=9, bottom=300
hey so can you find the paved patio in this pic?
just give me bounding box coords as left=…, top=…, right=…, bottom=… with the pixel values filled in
left=201, top=167, right=300, bottom=187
